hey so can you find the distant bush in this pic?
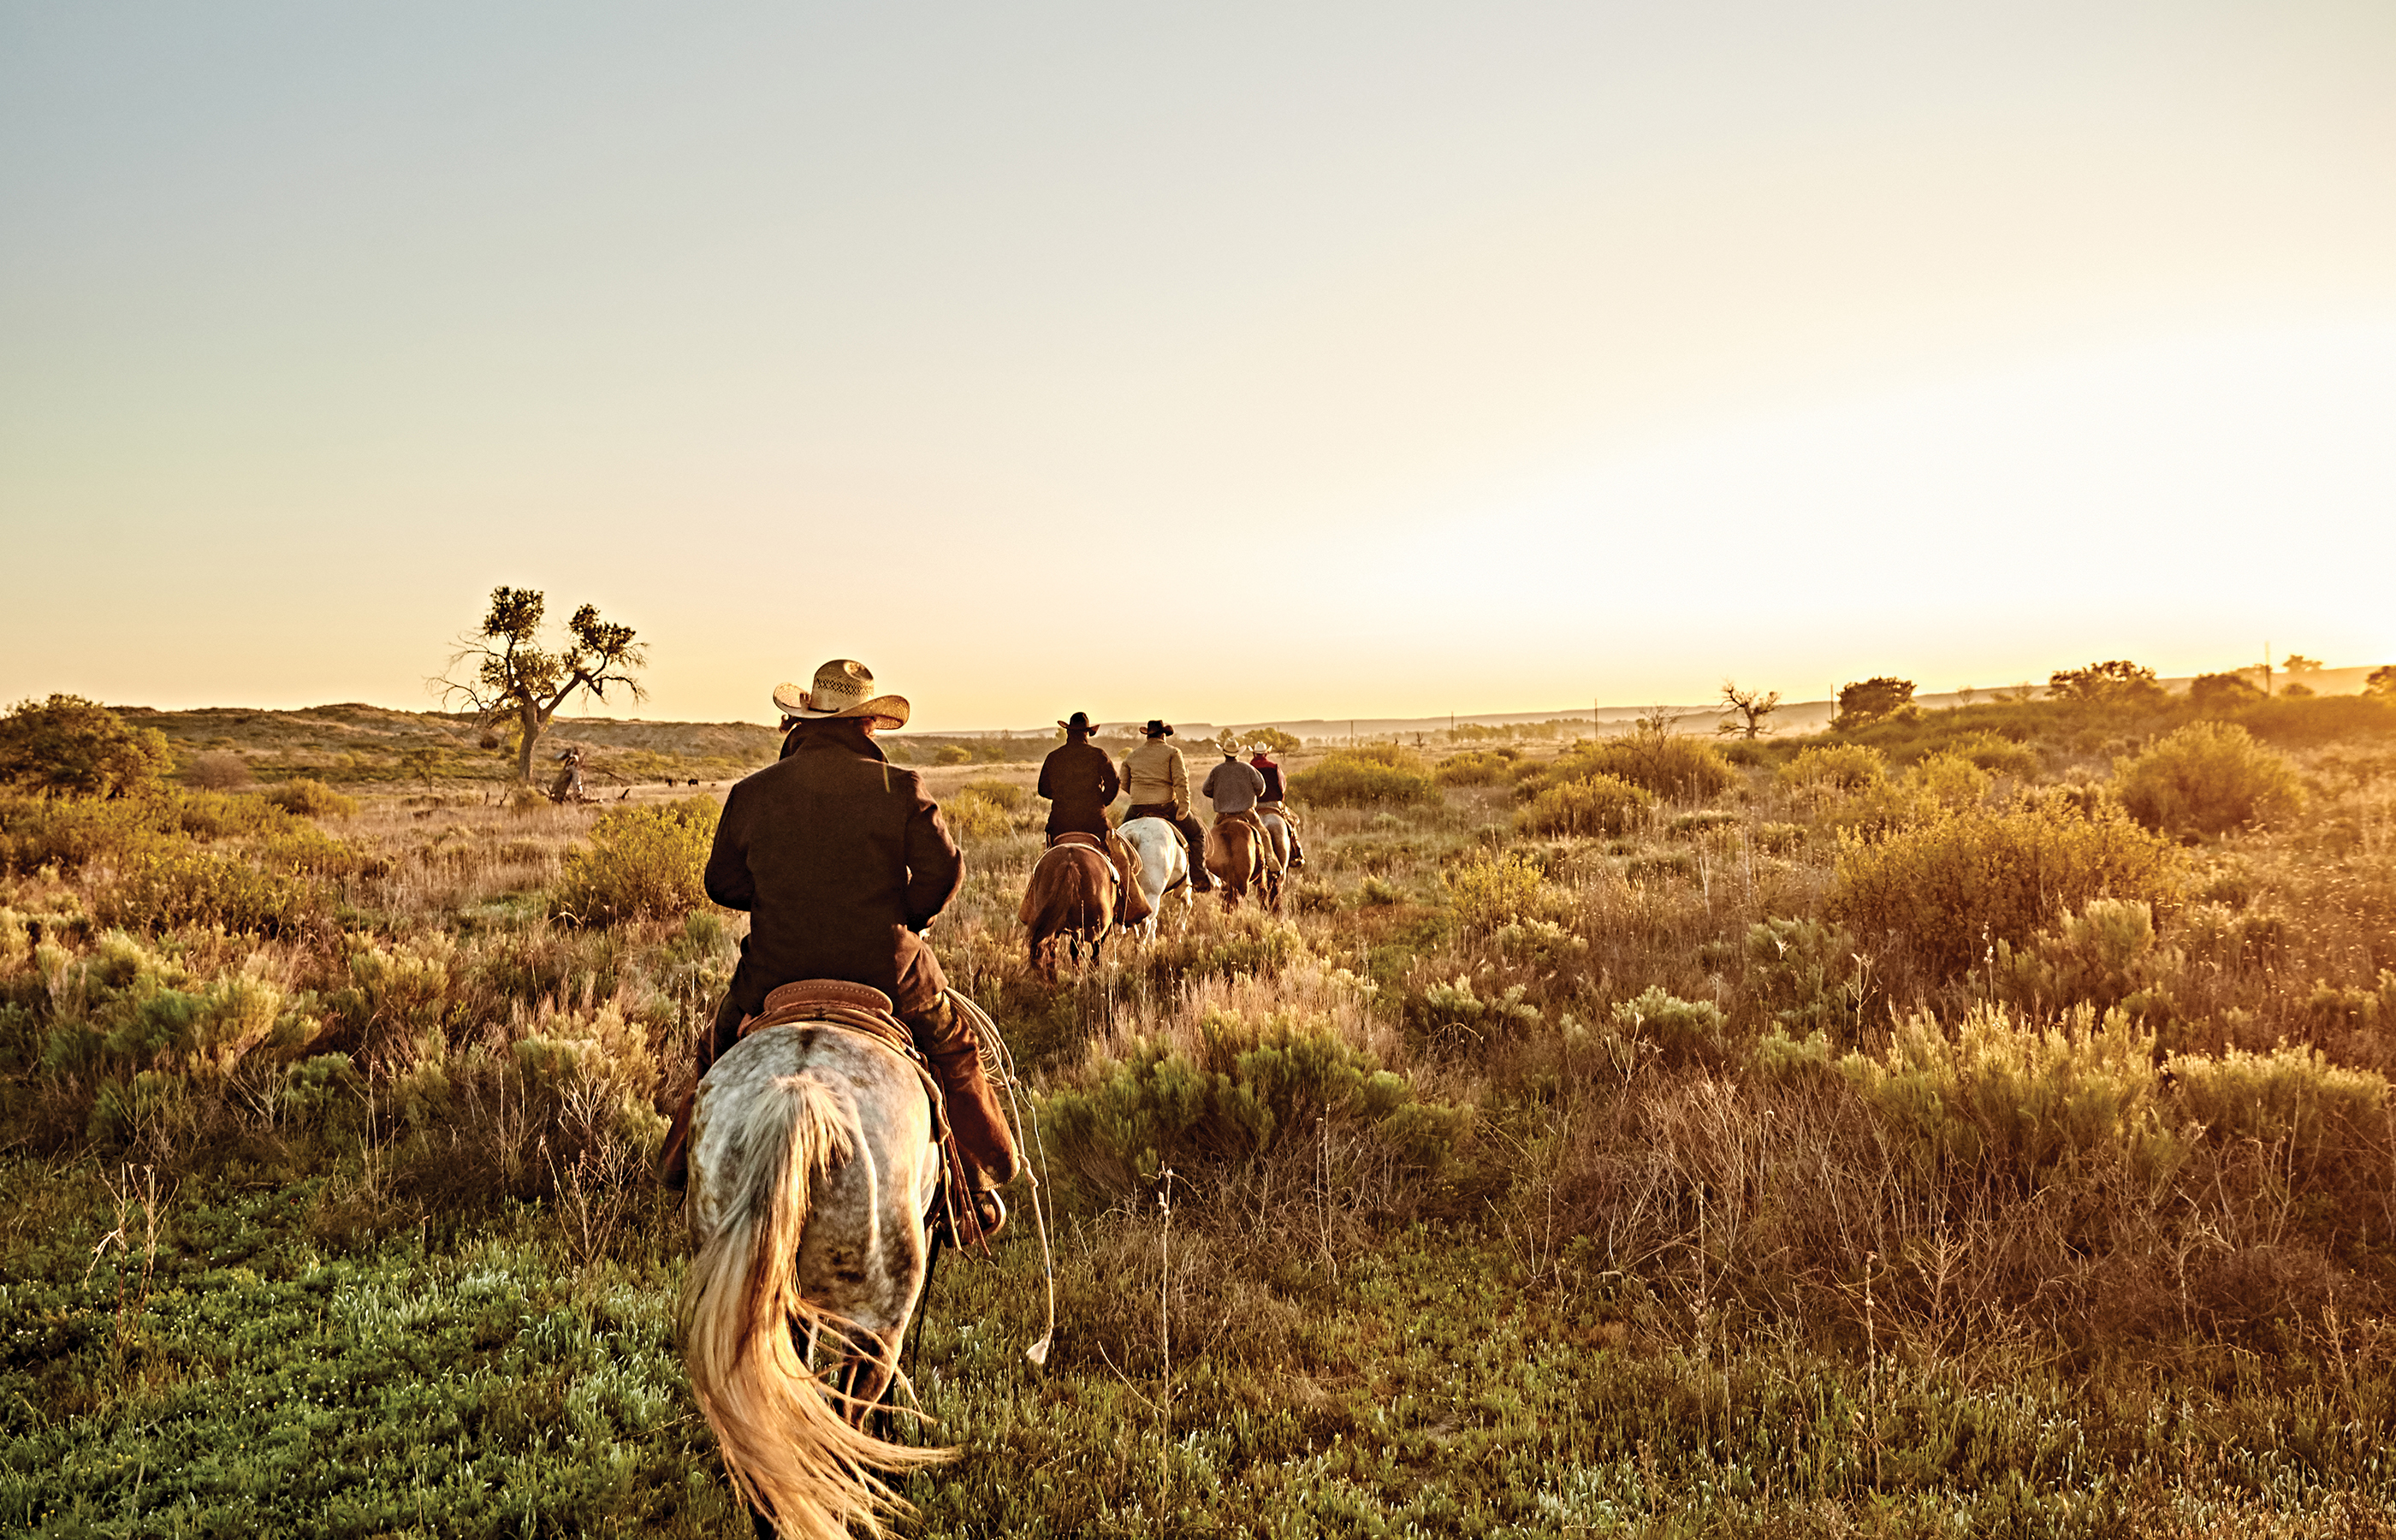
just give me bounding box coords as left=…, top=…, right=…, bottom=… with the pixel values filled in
left=1939, top=730, right=2041, bottom=779
left=2188, top=672, right=2264, bottom=713
left=263, top=778, right=359, bottom=819
left=1514, top=774, right=1652, bottom=838
left=1517, top=729, right=1734, bottom=803
left=551, top=797, right=716, bottom=926
left=934, top=744, right=974, bottom=766
left=2114, top=721, right=2302, bottom=840
left=0, top=695, right=172, bottom=799
left=1830, top=803, right=2184, bottom=979
left=1041, top=1010, right=1468, bottom=1203
left=958, top=778, right=1028, bottom=812
left=1442, top=851, right=1558, bottom=930
left=1831, top=677, right=1915, bottom=732
left=940, top=790, right=1013, bottom=840
left=185, top=751, right=252, bottom=791
left=1432, top=750, right=1515, bottom=787
left=1778, top=743, right=1887, bottom=793
left=2049, top=660, right=2169, bottom=712
left=1290, top=747, right=1437, bottom=808
left=1907, top=750, right=1994, bottom=814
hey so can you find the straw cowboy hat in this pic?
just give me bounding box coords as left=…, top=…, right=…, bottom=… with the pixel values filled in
left=771, top=660, right=910, bottom=728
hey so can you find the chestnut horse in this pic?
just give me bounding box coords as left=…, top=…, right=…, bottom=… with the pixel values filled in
left=1203, top=813, right=1285, bottom=911
left=1018, top=833, right=1137, bottom=976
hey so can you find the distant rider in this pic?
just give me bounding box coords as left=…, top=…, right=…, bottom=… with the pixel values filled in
left=1249, top=744, right=1305, bottom=870
left=1201, top=741, right=1266, bottom=827
left=1119, top=720, right=1212, bottom=893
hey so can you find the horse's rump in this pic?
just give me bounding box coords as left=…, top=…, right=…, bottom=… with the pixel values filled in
left=1019, top=843, right=1115, bottom=927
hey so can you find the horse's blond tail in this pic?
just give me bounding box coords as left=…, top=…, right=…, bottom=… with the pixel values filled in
left=679, top=1073, right=952, bottom=1539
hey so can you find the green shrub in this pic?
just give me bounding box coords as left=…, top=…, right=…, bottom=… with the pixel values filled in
left=551, top=797, right=716, bottom=926
left=1442, top=851, right=1558, bottom=930
left=1991, top=898, right=2180, bottom=1022
left=1908, top=750, right=1994, bottom=813
left=2168, top=1042, right=2388, bottom=1181
left=0, top=794, right=164, bottom=874
left=102, top=848, right=320, bottom=937
left=934, top=743, right=974, bottom=766
left=2114, top=721, right=2303, bottom=840
left=263, top=778, right=359, bottom=819
left=1610, top=986, right=1726, bottom=1065
left=1041, top=1010, right=1468, bottom=1202
left=1829, top=803, right=2184, bottom=979
left=1779, top=743, right=1887, bottom=793
left=1514, top=773, right=1652, bottom=838
left=1839, top=1004, right=2182, bottom=1188
left=1289, top=748, right=1437, bottom=808
left=1744, top=917, right=1861, bottom=1036
left=0, top=695, right=172, bottom=799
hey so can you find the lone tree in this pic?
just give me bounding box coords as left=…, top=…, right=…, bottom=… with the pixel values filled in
left=0, top=695, right=172, bottom=798
left=2283, top=654, right=2323, bottom=675
left=1717, top=680, right=1782, bottom=739
left=1830, top=677, right=1914, bottom=732
left=2367, top=665, right=2396, bottom=698
left=436, top=587, right=647, bottom=784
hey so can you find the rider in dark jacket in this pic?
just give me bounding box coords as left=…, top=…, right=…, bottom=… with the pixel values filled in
left=1037, top=712, right=1119, bottom=841
left=661, top=662, right=1018, bottom=1219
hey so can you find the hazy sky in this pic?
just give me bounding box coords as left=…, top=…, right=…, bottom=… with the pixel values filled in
left=4, top=3, right=2392, bottom=730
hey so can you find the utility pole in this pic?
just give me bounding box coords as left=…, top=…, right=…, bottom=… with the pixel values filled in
left=2262, top=643, right=2274, bottom=698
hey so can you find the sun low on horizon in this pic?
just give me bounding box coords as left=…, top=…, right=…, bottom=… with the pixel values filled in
left=3, top=2, right=2393, bottom=732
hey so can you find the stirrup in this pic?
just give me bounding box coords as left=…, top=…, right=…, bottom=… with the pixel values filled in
left=974, top=1190, right=1008, bottom=1241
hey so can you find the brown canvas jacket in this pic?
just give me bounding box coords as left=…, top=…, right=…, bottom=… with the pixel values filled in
left=1038, top=737, right=1119, bottom=832
left=706, top=718, right=964, bottom=1017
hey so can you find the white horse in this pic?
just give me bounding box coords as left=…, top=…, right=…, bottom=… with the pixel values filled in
left=1116, top=816, right=1191, bottom=941
left=681, top=1022, right=952, bottom=1538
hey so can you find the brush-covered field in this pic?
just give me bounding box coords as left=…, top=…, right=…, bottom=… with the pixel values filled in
left=7, top=688, right=2396, bottom=1537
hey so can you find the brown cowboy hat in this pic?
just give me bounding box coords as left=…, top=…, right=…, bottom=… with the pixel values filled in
left=1059, top=711, right=1098, bottom=733
left=770, top=660, right=910, bottom=728
left=1142, top=720, right=1174, bottom=737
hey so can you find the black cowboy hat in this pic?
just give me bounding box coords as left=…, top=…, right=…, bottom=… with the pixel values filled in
left=1059, top=711, right=1097, bottom=733
left=1142, top=720, right=1173, bottom=737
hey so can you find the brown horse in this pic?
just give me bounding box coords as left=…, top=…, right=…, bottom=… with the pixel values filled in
left=1019, top=836, right=1121, bottom=977
left=1203, top=813, right=1285, bottom=912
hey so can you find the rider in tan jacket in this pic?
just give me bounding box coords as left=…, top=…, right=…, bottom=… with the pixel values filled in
left=1119, top=720, right=1212, bottom=891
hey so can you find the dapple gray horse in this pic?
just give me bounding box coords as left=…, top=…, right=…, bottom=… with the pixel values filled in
left=681, top=1022, right=951, bottom=1538
left=1115, top=816, right=1192, bottom=941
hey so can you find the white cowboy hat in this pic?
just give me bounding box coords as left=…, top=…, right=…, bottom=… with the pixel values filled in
left=771, top=660, right=911, bottom=727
